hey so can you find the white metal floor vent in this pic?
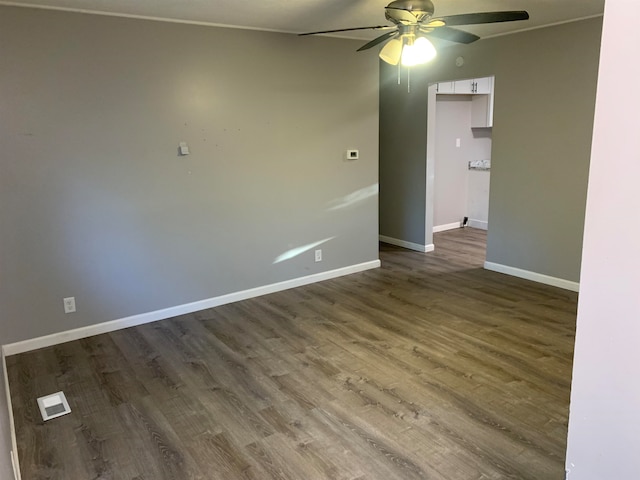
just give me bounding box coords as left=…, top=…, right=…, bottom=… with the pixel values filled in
left=37, top=391, right=71, bottom=421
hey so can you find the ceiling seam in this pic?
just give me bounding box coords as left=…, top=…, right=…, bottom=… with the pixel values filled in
left=482, top=13, right=604, bottom=40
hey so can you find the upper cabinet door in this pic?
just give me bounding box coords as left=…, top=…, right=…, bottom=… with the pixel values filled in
left=471, top=95, right=492, bottom=128
left=435, top=76, right=494, bottom=96
left=454, top=79, right=475, bottom=94
left=473, top=77, right=493, bottom=94
left=436, top=82, right=455, bottom=94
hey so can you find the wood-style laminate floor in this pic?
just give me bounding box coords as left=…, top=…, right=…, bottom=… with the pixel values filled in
left=7, top=228, right=578, bottom=480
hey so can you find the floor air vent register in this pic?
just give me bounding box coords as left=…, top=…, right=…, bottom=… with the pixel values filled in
left=37, top=391, right=71, bottom=421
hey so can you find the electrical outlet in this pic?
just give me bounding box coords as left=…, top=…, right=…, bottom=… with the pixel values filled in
left=315, top=249, right=322, bottom=262
left=63, top=297, right=76, bottom=314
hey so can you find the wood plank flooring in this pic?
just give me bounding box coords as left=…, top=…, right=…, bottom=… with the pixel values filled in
left=7, top=228, right=578, bottom=479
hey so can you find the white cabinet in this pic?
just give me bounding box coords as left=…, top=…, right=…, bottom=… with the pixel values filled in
left=473, top=77, right=492, bottom=94
left=472, top=76, right=494, bottom=127
left=436, top=77, right=493, bottom=95
left=471, top=94, right=493, bottom=128
left=436, top=76, right=495, bottom=127
left=436, top=81, right=455, bottom=93
left=453, top=79, right=475, bottom=94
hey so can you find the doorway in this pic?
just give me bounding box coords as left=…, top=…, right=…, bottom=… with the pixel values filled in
left=425, top=77, right=494, bottom=251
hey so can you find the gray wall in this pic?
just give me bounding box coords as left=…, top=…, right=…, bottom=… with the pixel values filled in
left=0, top=6, right=379, bottom=473
left=566, top=0, right=640, bottom=476
left=379, top=70, right=428, bottom=245
left=0, top=7, right=379, bottom=344
left=380, top=18, right=602, bottom=282
left=434, top=95, right=492, bottom=228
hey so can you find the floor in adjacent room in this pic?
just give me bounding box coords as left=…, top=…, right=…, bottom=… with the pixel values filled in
left=6, top=228, right=577, bottom=479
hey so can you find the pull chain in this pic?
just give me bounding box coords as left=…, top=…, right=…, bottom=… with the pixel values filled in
left=395, top=64, right=412, bottom=93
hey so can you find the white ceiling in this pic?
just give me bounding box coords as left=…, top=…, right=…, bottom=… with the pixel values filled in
left=1, top=0, right=605, bottom=43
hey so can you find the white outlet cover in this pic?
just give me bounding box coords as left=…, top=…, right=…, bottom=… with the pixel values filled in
left=63, top=296, right=76, bottom=313
left=37, top=391, right=71, bottom=421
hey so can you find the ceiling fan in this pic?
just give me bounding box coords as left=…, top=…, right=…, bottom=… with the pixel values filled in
left=299, top=0, right=529, bottom=66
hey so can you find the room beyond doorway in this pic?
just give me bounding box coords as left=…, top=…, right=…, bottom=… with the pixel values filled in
left=426, top=77, right=494, bottom=251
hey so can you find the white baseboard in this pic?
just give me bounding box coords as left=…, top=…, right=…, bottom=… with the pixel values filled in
left=379, top=235, right=435, bottom=253
left=484, top=261, right=580, bottom=292
left=2, top=353, right=21, bottom=480
left=433, top=222, right=461, bottom=233
left=11, top=450, right=18, bottom=480
left=2, top=260, right=380, bottom=357
left=467, top=219, right=488, bottom=230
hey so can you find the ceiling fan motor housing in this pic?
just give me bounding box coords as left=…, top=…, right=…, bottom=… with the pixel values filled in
left=385, top=0, right=435, bottom=23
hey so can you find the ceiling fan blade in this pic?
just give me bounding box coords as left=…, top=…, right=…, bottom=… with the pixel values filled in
left=357, top=30, right=399, bottom=52
left=298, top=25, right=394, bottom=36
left=432, top=11, right=529, bottom=27
left=422, top=26, right=479, bottom=44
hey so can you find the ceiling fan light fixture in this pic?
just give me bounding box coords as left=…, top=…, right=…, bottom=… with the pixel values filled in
left=401, top=36, right=436, bottom=66
left=379, top=38, right=403, bottom=65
